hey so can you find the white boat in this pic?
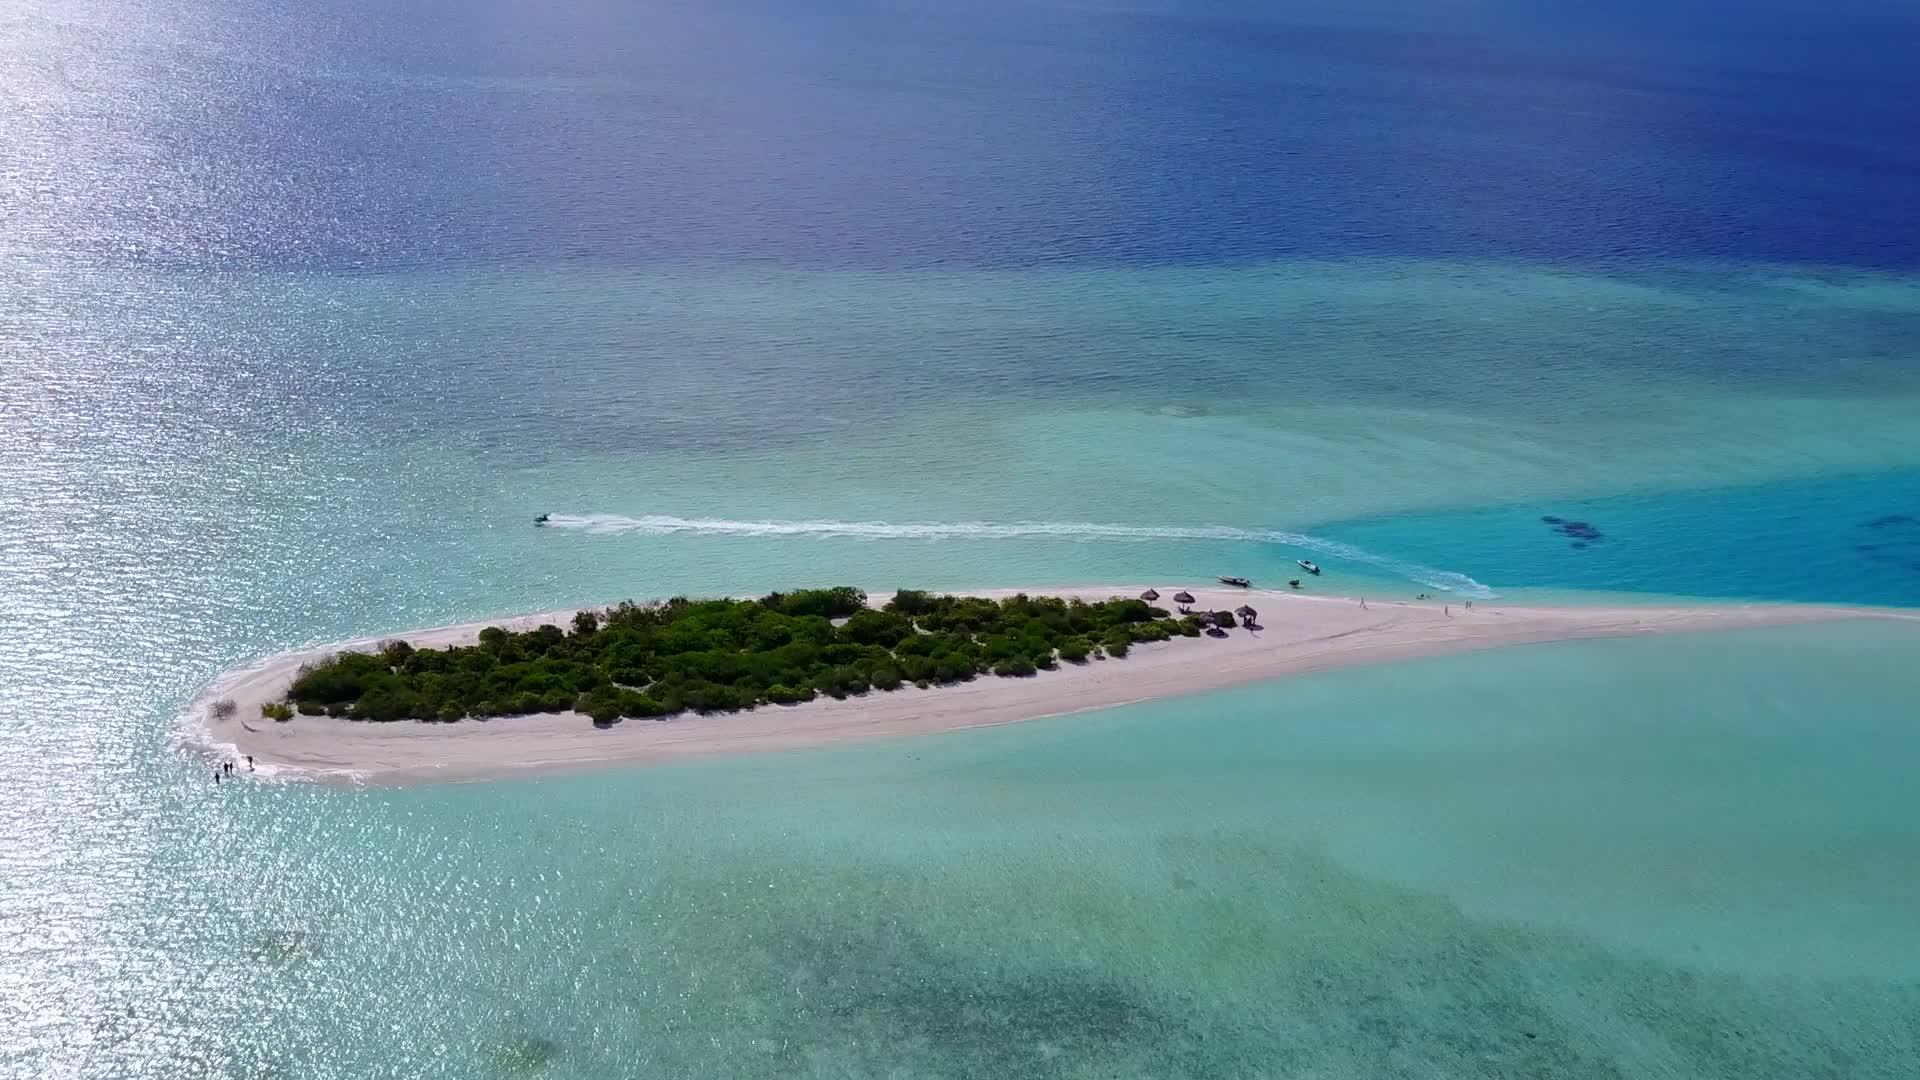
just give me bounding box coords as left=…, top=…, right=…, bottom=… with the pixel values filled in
left=1296, top=560, right=1321, bottom=575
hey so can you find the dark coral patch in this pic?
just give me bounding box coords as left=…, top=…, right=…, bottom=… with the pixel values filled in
left=1542, top=515, right=1603, bottom=545
left=1853, top=513, right=1920, bottom=574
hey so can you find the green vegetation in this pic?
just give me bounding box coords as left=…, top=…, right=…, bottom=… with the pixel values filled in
left=286, top=587, right=1192, bottom=724
left=260, top=701, right=294, bottom=721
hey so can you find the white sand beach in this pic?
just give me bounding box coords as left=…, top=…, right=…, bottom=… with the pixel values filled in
left=190, top=587, right=1888, bottom=785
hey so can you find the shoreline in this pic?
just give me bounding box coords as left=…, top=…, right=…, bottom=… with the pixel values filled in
left=187, top=587, right=1901, bottom=786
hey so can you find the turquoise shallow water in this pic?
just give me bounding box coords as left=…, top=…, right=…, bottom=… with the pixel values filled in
left=13, top=624, right=1920, bottom=1078
left=9, top=0, right=1920, bottom=1070
left=4, top=258, right=1920, bottom=1077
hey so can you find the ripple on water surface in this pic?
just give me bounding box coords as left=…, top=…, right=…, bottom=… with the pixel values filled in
left=12, top=622, right=1918, bottom=1077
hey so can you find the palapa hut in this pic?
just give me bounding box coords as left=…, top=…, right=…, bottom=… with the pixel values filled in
left=1235, top=604, right=1256, bottom=622
left=1141, top=588, right=1161, bottom=601
left=1172, top=590, right=1195, bottom=605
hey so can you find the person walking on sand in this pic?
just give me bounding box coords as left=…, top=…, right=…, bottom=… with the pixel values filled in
left=246, top=755, right=254, bottom=771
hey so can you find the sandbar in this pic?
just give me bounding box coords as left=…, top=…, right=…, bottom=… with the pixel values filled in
left=189, top=587, right=1893, bottom=785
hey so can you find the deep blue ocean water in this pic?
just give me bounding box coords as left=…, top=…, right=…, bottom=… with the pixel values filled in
left=4, top=0, right=1920, bottom=1076
left=8, top=0, right=1920, bottom=272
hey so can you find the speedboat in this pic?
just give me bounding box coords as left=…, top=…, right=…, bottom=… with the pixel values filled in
left=1296, top=560, right=1321, bottom=575
left=1217, top=575, right=1252, bottom=588
left=533, top=513, right=550, bottom=525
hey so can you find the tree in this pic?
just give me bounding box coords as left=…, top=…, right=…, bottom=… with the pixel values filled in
left=838, top=609, right=913, bottom=647
left=885, top=589, right=936, bottom=616
left=281, top=585, right=1195, bottom=724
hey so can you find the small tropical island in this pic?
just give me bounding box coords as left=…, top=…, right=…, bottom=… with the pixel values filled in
left=278, top=587, right=1230, bottom=726
left=195, top=584, right=1885, bottom=785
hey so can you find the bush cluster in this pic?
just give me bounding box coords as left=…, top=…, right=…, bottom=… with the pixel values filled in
left=285, top=588, right=1191, bottom=724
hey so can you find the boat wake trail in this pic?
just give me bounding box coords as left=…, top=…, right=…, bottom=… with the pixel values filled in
left=542, top=513, right=1494, bottom=597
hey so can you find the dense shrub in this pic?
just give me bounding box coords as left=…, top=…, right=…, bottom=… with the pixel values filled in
left=934, top=657, right=976, bottom=683
left=765, top=683, right=815, bottom=705
left=992, top=657, right=1038, bottom=678
left=210, top=698, right=237, bottom=719
left=623, top=694, right=670, bottom=718
left=260, top=702, right=295, bottom=721
left=885, top=589, right=936, bottom=616
left=285, top=587, right=1194, bottom=723
left=838, top=609, right=913, bottom=647
left=760, top=587, right=867, bottom=619
left=1131, top=621, right=1173, bottom=643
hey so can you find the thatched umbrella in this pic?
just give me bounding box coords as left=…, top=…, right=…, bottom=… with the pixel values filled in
left=1191, top=611, right=1213, bottom=626
left=1235, top=604, right=1256, bottom=621
left=1172, top=590, right=1195, bottom=605
left=1140, top=588, right=1161, bottom=601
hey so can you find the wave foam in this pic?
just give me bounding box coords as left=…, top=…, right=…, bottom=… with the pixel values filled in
left=542, top=513, right=1494, bottom=597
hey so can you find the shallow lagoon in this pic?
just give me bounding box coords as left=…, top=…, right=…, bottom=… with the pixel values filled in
left=6, top=255, right=1920, bottom=1077
left=44, top=621, right=1915, bottom=1078
left=8, top=0, right=1920, bottom=1068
